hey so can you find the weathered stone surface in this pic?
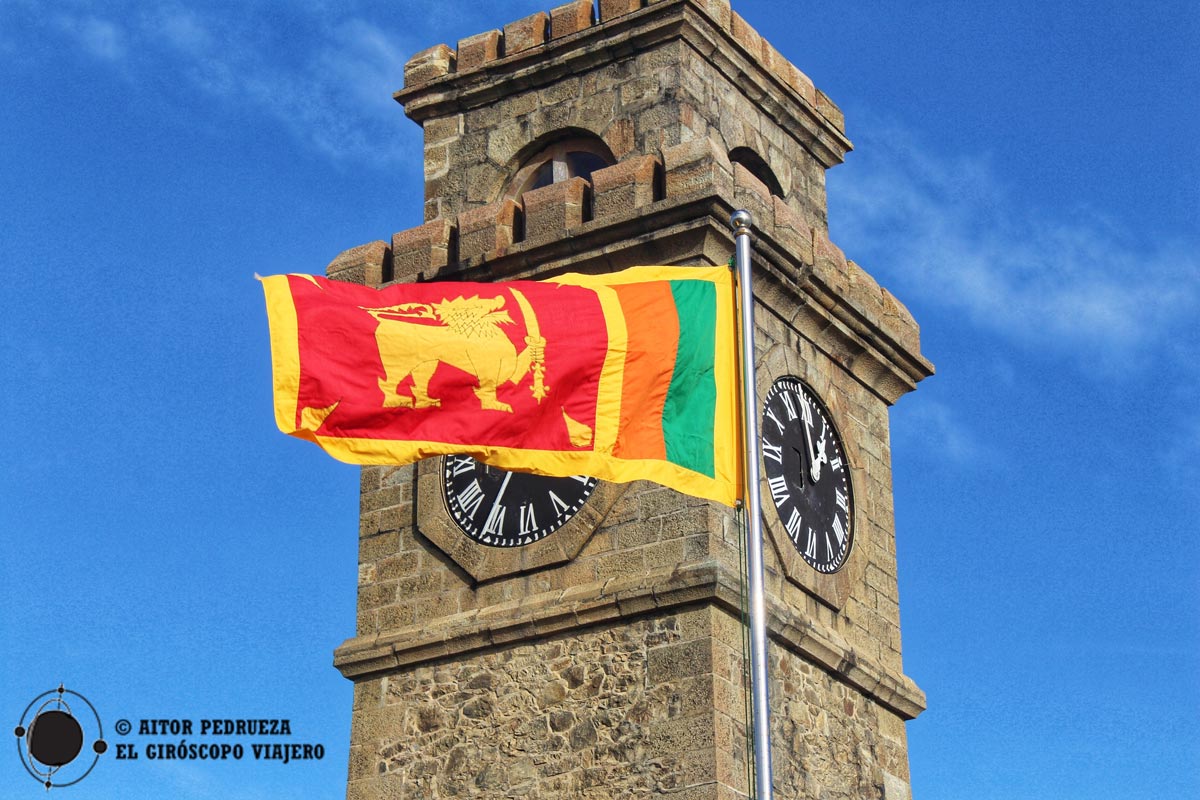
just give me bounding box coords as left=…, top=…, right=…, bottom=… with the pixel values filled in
left=599, top=0, right=643, bottom=22
left=325, top=240, right=390, bottom=286
left=456, top=30, right=500, bottom=72
left=350, top=615, right=717, bottom=799
left=549, top=0, right=594, bottom=40
left=403, top=44, right=453, bottom=87
left=522, top=176, right=588, bottom=241
left=503, top=11, right=549, bottom=55
left=663, top=136, right=733, bottom=199
left=455, top=199, right=518, bottom=261
left=390, top=218, right=454, bottom=282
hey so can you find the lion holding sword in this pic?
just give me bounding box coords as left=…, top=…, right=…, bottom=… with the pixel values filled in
left=361, top=289, right=547, bottom=414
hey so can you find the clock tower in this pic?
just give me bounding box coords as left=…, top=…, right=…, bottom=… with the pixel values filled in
left=329, top=2, right=933, bottom=798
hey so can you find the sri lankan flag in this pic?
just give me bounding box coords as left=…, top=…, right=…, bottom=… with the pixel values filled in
left=260, top=265, right=740, bottom=505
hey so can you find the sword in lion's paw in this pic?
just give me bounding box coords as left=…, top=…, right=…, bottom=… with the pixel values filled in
left=508, top=288, right=548, bottom=402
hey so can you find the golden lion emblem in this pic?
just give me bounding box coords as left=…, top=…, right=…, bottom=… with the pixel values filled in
left=360, top=291, right=546, bottom=414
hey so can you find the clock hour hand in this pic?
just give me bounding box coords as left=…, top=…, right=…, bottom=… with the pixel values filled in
left=801, top=418, right=821, bottom=482
left=811, top=436, right=828, bottom=482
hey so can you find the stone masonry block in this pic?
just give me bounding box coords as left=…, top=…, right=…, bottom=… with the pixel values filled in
left=549, top=0, right=594, bottom=40
left=391, top=218, right=455, bottom=282
left=813, top=228, right=851, bottom=299
left=404, top=44, right=454, bottom=87
left=881, top=286, right=921, bottom=354
left=456, top=30, right=501, bottom=72
left=816, top=89, right=846, bottom=133
left=730, top=11, right=762, bottom=58
left=600, top=0, right=642, bottom=22
left=846, top=259, right=886, bottom=333
left=771, top=196, right=814, bottom=267
left=778, top=59, right=817, bottom=106
left=732, top=162, right=773, bottom=221
left=592, top=153, right=660, bottom=219
left=698, top=0, right=733, bottom=32
left=325, top=240, right=390, bottom=286
left=456, top=199, right=519, bottom=262
left=503, top=11, right=549, bottom=55
left=522, top=176, right=588, bottom=242
left=662, top=137, right=733, bottom=199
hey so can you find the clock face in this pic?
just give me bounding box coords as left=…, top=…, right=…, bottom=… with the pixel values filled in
left=761, top=377, right=854, bottom=573
left=441, top=455, right=599, bottom=547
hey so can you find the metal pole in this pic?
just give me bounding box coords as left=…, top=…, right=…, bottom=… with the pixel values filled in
left=732, top=209, right=773, bottom=800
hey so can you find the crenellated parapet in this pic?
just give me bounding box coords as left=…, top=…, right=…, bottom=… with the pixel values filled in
left=326, top=140, right=929, bottom=403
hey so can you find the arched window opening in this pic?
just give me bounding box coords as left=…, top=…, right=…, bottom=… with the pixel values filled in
left=729, top=147, right=784, bottom=198
left=505, top=136, right=616, bottom=204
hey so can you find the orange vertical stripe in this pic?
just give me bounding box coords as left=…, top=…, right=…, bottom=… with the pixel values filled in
left=611, top=282, right=679, bottom=461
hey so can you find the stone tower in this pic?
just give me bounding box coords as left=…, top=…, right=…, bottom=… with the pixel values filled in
left=329, top=1, right=933, bottom=798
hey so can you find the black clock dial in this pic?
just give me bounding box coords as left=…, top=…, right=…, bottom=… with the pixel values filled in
left=441, top=455, right=598, bottom=547
left=761, top=377, right=854, bottom=573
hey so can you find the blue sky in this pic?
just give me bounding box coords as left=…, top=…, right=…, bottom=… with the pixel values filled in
left=1, top=1, right=1196, bottom=798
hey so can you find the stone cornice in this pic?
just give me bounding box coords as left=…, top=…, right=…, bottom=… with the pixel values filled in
left=333, top=559, right=926, bottom=721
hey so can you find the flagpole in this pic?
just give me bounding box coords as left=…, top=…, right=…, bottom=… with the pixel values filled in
left=732, top=209, right=774, bottom=800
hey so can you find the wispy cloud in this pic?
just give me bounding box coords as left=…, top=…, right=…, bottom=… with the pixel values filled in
left=53, top=12, right=127, bottom=61
left=827, top=116, right=1199, bottom=370
left=28, top=2, right=419, bottom=166
left=891, top=398, right=986, bottom=466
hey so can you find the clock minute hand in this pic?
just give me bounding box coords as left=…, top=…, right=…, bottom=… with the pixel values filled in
left=484, top=470, right=514, bottom=525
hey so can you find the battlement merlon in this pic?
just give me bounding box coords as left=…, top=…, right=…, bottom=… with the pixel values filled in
left=395, top=0, right=851, bottom=170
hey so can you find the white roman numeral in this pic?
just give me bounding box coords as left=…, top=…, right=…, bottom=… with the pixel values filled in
left=780, top=391, right=798, bottom=421
left=458, top=480, right=485, bottom=518
left=447, top=455, right=475, bottom=477
left=785, top=508, right=803, bottom=541
left=764, top=406, right=785, bottom=436
left=768, top=475, right=790, bottom=506
left=548, top=491, right=569, bottom=517
left=483, top=503, right=507, bottom=536
left=519, top=504, right=538, bottom=535
left=832, top=515, right=846, bottom=546
left=835, top=488, right=848, bottom=512
left=762, top=440, right=783, bottom=464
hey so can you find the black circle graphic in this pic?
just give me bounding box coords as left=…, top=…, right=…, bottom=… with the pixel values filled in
left=13, top=685, right=106, bottom=789
left=28, top=710, right=84, bottom=767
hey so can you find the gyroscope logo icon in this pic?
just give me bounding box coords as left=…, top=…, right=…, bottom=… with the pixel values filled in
left=13, top=684, right=107, bottom=789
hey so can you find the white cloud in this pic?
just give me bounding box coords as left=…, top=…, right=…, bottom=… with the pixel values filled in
left=30, top=3, right=420, bottom=166
left=891, top=398, right=985, bottom=466
left=827, top=117, right=1200, bottom=370
left=55, top=13, right=127, bottom=61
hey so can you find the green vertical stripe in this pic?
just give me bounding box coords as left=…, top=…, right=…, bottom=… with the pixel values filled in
left=662, top=280, right=717, bottom=477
